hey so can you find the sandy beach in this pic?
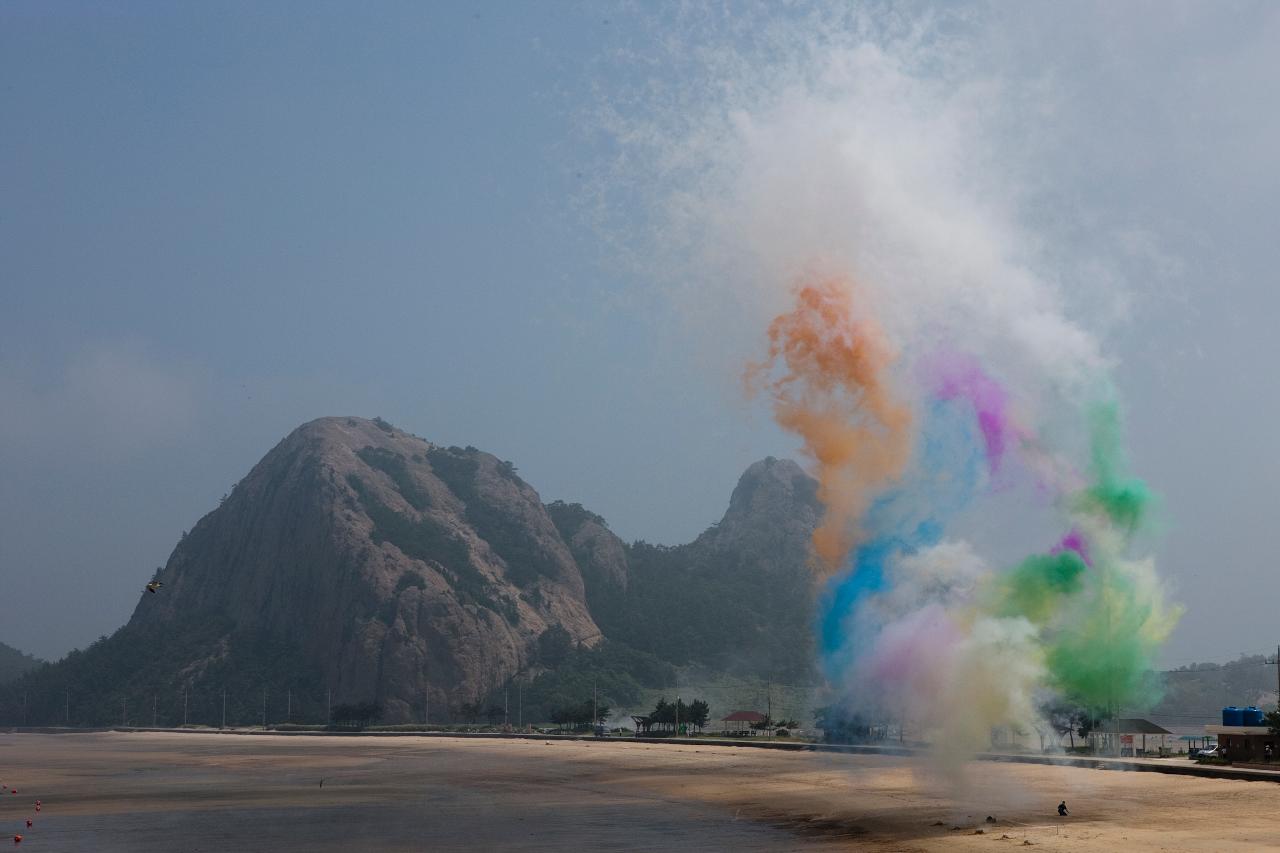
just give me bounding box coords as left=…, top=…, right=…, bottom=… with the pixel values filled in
left=0, top=732, right=1275, bottom=852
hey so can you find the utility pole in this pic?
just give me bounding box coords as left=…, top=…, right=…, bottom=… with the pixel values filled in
left=674, top=673, right=679, bottom=737
left=327, top=688, right=332, bottom=725
left=1105, top=571, right=1119, bottom=757
left=21, top=692, right=27, bottom=726
left=424, top=682, right=429, bottom=726
left=287, top=689, right=292, bottom=723
left=183, top=688, right=188, bottom=726
left=122, top=697, right=127, bottom=728
left=1275, top=644, right=1279, bottom=709
left=65, top=689, right=70, bottom=726
left=517, top=680, right=522, bottom=729
left=221, top=689, right=227, bottom=729
left=153, top=694, right=158, bottom=728
left=262, top=687, right=267, bottom=729
left=504, top=685, right=509, bottom=728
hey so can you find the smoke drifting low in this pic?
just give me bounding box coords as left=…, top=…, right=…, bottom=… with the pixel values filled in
left=603, top=6, right=1180, bottom=771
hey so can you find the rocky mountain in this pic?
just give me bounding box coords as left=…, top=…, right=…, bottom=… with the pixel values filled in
left=142, top=416, right=604, bottom=721
left=1, top=418, right=821, bottom=726
left=0, top=641, right=42, bottom=685
left=581, top=456, right=823, bottom=682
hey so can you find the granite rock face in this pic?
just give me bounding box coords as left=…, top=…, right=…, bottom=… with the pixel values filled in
left=135, top=417, right=602, bottom=722
left=703, top=456, right=823, bottom=560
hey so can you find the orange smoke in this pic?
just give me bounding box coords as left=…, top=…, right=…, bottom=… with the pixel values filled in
left=749, top=279, right=912, bottom=575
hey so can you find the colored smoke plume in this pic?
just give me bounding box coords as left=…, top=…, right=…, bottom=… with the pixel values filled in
left=748, top=279, right=912, bottom=573
left=930, top=351, right=1016, bottom=477
left=815, top=388, right=1179, bottom=767
left=1076, top=401, right=1153, bottom=533
left=598, top=6, right=1180, bottom=773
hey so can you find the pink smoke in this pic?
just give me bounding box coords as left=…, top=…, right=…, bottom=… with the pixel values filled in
left=930, top=351, right=1013, bottom=476
left=1051, top=528, right=1093, bottom=567
left=866, top=604, right=962, bottom=700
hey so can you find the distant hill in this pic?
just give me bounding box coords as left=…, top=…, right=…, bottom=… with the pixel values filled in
left=0, top=641, right=43, bottom=684
left=1150, top=655, right=1279, bottom=720
left=0, top=419, right=821, bottom=727
left=552, top=456, right=821, bottom=683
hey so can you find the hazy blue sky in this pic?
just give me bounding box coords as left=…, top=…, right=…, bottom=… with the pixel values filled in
left=3, top=2, right=1278, bottom=666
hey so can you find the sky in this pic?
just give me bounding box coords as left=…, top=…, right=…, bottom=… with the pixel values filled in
left=1, top=1, right=1278, bottom=666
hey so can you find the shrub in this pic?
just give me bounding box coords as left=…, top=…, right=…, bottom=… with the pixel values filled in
left=357, top=446, right=430, bottom=511
left=395, top=571, right=428, bottom=594
left=426, top=447, right=561, bottom=586
left=330, top=701, right=382, bottom=729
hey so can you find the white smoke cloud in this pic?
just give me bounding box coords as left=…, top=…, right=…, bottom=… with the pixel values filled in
left=592, top=4, right=1106, bottom=421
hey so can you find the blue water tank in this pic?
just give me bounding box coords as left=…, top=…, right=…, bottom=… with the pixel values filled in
left=1223, top=706, right=1244, bottom=726
left=1243, top=706, right=1265, bottom=726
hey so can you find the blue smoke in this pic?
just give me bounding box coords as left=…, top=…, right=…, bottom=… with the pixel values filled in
left=817, top=398, right=985, bottom=678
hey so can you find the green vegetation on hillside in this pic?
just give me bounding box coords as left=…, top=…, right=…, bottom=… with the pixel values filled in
left=356, top=446, right=431, bottom=510
left=544, top=500, right=606, bottom=532
left=427, top=446, right=562, bottom=586
left=546, top=493, right=818, bottom=685
left=0, top=641, right=42, bottom=685
left=1151, top=655, right=1279, bottom=716
left=0, top=616, right=327, bottom=727
left=491, top=638, right=675, bottom=725
left=599, top=540, right=816, bottom=683
left=346, top=473, right=515, bottom=620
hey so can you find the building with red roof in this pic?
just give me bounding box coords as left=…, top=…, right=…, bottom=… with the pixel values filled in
left=721, top=710, right=766, bottom=736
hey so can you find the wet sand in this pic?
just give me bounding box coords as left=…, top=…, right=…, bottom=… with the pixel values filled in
left=0, top=732, right=1276, bottom=851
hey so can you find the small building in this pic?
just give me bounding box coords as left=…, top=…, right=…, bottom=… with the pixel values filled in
left=721, top=710, right=766, bottom=736
left=1090, top=719, right=1173, bottom=756
left=1205, top=724, right=1275, bottom=764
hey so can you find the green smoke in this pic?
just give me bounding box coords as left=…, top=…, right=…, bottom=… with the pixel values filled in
left=1041, top=401, right=1179, bottom=709
left=1007, top=399, right=1178, bottom=712
left=1075, top=401, right=1151, bottom=531
left=1043, top=561, right=1172, bottom=708
left=996, top=552, right=1088, bottom=626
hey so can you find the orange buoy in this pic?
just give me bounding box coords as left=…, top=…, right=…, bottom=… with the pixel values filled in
left=13, top=835, right=21, bottom=844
